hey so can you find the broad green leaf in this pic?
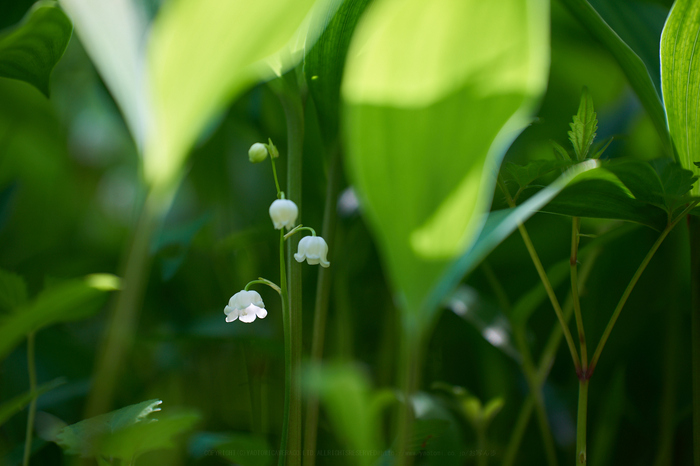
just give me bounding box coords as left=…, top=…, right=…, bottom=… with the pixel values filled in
left=0, top=378, right=65, bottom=427
left=540, top=178, right=668, bottom=230
left=559, top=0, right=672, bottom=156
left=55, top=399, right=162, bottom=457
left=662, top=0, right=700, bottom=194
left=0, top=268, right=28, bottom=313
left=0, top=1, right=72, bottom=97
left=145, top=0, right=316, bottom=189
left=425, top=160, right=600, bottom=320
left=568, top=87, right=598, bottom=161
left=343, top=0, right=550, bottom=331
left=59, top=0, right=150, bottom=150
left=650, top=157, right=698, bottom=199
left=98, top=409, right=200, bottom=461
left=504, top=159, right=574, bottom=192
left=305, top=0, right=372, bottom=144
left=0, top=274, right=120, bottom=360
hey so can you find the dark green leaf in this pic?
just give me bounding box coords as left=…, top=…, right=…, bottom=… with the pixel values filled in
left=55, top=399, right=162, bottom=457
left=558, top=0, right=672, bottom=156
left=0, top=268, right=28, bottom=313
left=603, top=159, right=666, bottom=207
left=407, top=418, right=450, bottom=452
left=661, top=0, right=700, bottom=191
left=0, top=1, right=72, bottom=96
left=540, top=178, right=668, bottom=230
left=306, top=0, right=372, bottom=144
left=0, top=274, right=119, bottom=361
left=568, top=87, right=598, bottom=160
left=650, top=157, right=698, bottom=198
left=551, top=140, right=572, bottom=161
left=0, top=378, right=65, bottom=427
left=504, top=159, right=574, bottom=191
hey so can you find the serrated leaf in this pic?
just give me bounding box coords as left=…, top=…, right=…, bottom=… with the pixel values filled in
left=0, top=274, right=120, bottom=361
left=0, top=268, right=28, bottom=313
left=560, top=0, right=672, bottom=156
left=55, top=399, right=162, bottom=457
left=650, top=157, right=698, bottom=199
left=661, top=0, right=700, bottom=193
left=568, top=87, right=598, bottom=161
left=0, top=378, right=65, bottom=427
left=343, top=0, right=550, bottom=332
left=0, top=1, right=73, bottom=96
left=504, top=159, right=574, bottom=191
left=306, top=0, right=372, bottom=145
left=603, top=159, right=666, bottom=207
left=98, top=409, right=200, bottom=461
left=551, top=140, right=572, bottom=161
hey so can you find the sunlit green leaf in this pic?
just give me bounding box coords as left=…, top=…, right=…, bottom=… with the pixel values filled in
left=567, top=87, right=597, bottom=161
left=0, top=274, right=120, bottom=361
left=0, top=1, right=72, bottom=97
left=661, top=0, right=700, bottom=193
left=59, top=0, right=150, bottom=150
left=0, top=378, right=65, bottom=427
left=145, top=0, right=316, bottom=189
left=305, top=0, right=372, bottom=144
left=55, top=399, right=162, bottom=457
left=0, top=268, right=28, bottom=313
left=559, top=0, right=672, bottom=156
left=343, top=0, right=550, bottom=331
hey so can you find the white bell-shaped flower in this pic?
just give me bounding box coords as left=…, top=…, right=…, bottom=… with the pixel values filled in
left=224, top=290, right=268, bottom=323
left=269, top=199, right=298, bottom=230
left=294, top=236, right=330, bottom=267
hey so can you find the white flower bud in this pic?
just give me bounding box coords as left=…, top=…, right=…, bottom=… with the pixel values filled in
left=294, top=236, right=330, bottom=267
left=269, top=199, right=298, bottom=230
left=224, top=290, right=267, bottom=323
left=248, top=142, right=268, bottom=163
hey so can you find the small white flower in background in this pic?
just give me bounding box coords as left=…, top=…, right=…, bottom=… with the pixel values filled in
left=269, top=199, right=298, bottom=230
left=248, top=143, right=268, bottom=163
left=224, top=290, right=267, bottom=323
left=294, top=236, right=330, bottom=267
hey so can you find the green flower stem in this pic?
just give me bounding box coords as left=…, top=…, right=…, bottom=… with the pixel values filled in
left=270, top=156, right=282, bottom=198
left=570, top=217, right=588, bottom=372
left=279, top=229, right=292, bottom=466
left=498, top=177, right=581, bottom=372
left=284, top=225, right=316, bottom=240
left=576, top=380, right=588, bottom=465
left=303, top=146, right=341, bottom=466
left=273, top=70, right=305, bottom=466
left=22, top=332, right=36, bottom=466
left=588, top=201, right=699, bottom=374
left=245, top=278, right=281, bottom=295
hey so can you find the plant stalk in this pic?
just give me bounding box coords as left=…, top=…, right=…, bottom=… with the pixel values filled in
left=303, top=146, right=341, bottom=466
left=689, top=214, right=700, bottom=466
left=279, top=230, right=292, bottom=466
left=570, top=217, right=587, bottom=372
left=22, top=331, right=36, bottom=466
left=576, top=380, right=588, bottom=465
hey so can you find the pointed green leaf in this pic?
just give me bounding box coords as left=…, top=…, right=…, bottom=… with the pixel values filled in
left=55, top=399, right=162, bottom=457
left=0, top=268, right=28, bottom=313
left=305, top=0, right=372, bottom=144
left=145, top=0, right=316, bottom=189
left=661, top=0, right=700, bottom=193
left=0, top=1, right=72, bottom=96
left=343, top=0, right=550, bottom=331
left=0, top=378, right=65, bottom=427
left=650, top=157, right=698, bottom=199
left=59, top=0, right=151, bottom=151
left=0, top=274, right=120, bottom=361
left=559, top=0, right=672, bottom=156
left=568, top=87, right=598, bottom=160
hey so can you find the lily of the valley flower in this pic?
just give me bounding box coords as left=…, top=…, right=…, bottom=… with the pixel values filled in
left=294, top=235, right=330, bottom=267
left=248, top=142, right=268, bottom=163
left=269, top=199, right=298, bottom=230
left=224, top=290, right=267, bottom=323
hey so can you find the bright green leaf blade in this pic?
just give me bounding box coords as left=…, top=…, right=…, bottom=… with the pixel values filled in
left=661, top=0, right=700, bottom=194
left=305, top=0, right=372, bottom=144
left=343, top=0, right=550, bottom=330
left=559, top=0, right=672, bottom=157
left=0, top=268, right=28, bottom=313
left=58, top=0, right=150, bottom=150
left=0, top=378, right=65, bottom=427
left=55, top=399, right=162, bottom=457
left=145, top=0, right=316, bottom=189
left=540, top=178, right=668, bottom=230
left=98, top=409, right=200, bottom=460
left=0, top=1, right=72, bottom=97
left=0, top=274, right=120, bottom=361
left=568, top=87, right=598, bottom=160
